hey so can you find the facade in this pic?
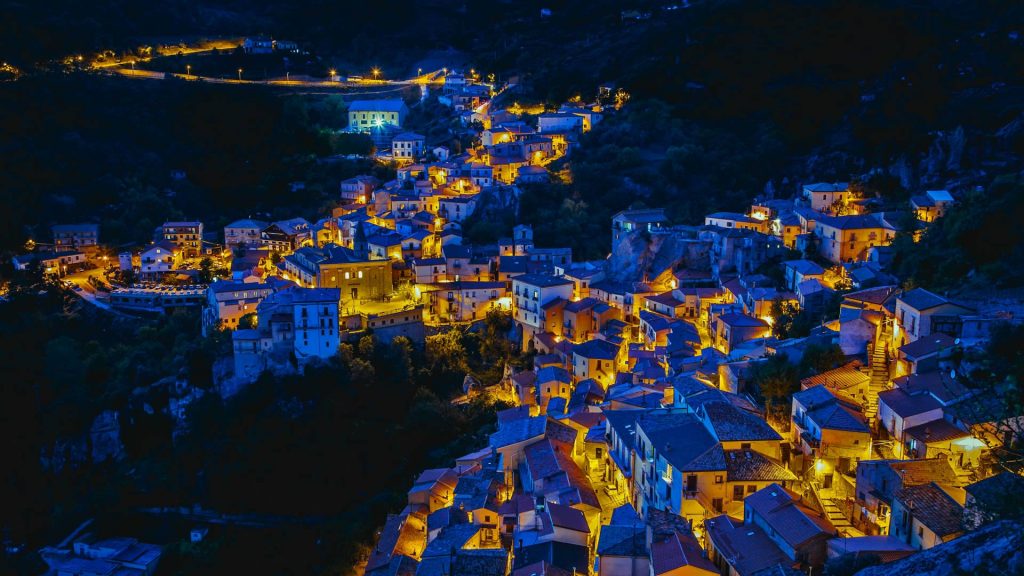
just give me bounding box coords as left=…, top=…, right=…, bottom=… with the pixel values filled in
left=224, top=218, right=268, bottom=248
left=512, top=274, right=574, bottom=347
left=814, top=214, right=896, bottom=264
left=348, top=99, right=409, bottom=130
left=161, top=221, right=204, bottom=258
left=392, top=132, right=425, bottom=163
left=140, top=242, right=182, bottom=279
left=203, top=280, right=278, bottom=333
left=52, top=223, right=99, bottom=250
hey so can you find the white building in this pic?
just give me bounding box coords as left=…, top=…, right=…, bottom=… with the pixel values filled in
left=392, top=132, right=425, bottom=163
left=224, top=218, right=268, bottom=248
left=512, top=273, right=573, bottom=347
left=291, top=288, right=341, bottom=361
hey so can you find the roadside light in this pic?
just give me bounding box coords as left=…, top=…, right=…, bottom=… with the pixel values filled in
left=815, top=459, right=825, bottom=473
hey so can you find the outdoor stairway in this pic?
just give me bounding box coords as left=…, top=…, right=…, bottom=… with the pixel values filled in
left=865, top=329, right=891, bottom=420
left=810, top=480, right=855, bottom=534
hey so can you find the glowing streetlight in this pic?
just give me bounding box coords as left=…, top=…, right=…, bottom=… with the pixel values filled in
left=329, top=68, right=336, bottom=80
left=186, top=64, right=191, bottom=78
left=372, top=67, right=381, bottom=79
left=417, top=67, right=422, bottom=76
left=237, top=68, right=243, bottom=81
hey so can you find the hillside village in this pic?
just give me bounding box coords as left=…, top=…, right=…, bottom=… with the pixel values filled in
left=19, top=68, right=1024, bottom=576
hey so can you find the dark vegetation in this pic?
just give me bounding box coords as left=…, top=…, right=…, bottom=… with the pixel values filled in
left=890, top=174, right=1024, bottom=290
left=2, top=0, right=1024, bottom=573
left=0, top=269, right=516, bottom=573
left=0, top=73, right=381, bottom=254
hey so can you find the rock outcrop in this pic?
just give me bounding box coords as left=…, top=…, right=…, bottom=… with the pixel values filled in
left=854, top=519, right=1024, bottom=576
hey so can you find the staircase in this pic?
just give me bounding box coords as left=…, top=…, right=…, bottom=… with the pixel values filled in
left=809, top=480, right=855, bottom=534
left=865, top=325, right=892, bottom=420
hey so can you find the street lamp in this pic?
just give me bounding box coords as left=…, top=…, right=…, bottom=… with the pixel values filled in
left=237, top=68, right=243, bottom=81
left=186, top=64, right=191, bottom=78
left=372, top=67, right=381, bottom=79
left=329, top=68, right=336, bottom=81
left=417, top=67, right=422, bottom=76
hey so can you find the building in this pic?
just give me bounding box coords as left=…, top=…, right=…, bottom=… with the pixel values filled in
left=392, top=132, right=425, bottom=163
left=910, top=190, right=955, bottom=223
left=340, top=175, right=380, bottom=204
left=261, top=218, right=311, bottom=253
left=892, top=288, right=975, bottom=348
left=12, top=250, right=86, bottom=277
left=140, top=242, right=182, bottom=280
left=224, top=218, right=268, bottom=248
left=803, top=182, right=851, bottom=213
left=572, top=339, right=621, bottom=389
left=813, top=214, right=896, bottom=264
left=714, top=313, right=770, bottom=354
left=161, top=221, right=204, bottom=258
left=612, top=209, right=668, bottom=252
left=890, top=482, right=965, bottom=550
left=513, top=274, right=574, bottom=347
left=424, top=280, right=509, bottom=323
left=202, top=280, right=279, bottom=333
left=40, top=536, right=162, bottom=576
left=282, top=244, right=392, bottom=304
left=51, top=223, right=99, bottom=250
left=348, top=99, right=409, bottom=131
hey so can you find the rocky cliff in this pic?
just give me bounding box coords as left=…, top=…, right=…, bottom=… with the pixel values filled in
left=854, top=519, right=1024, bottom=576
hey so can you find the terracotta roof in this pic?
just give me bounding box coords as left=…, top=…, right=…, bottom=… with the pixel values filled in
left=894, top=482, right=964, bottom=537
left=744, top=484, right=834, bottom=549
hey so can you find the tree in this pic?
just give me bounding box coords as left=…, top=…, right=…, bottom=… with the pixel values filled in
left=748, top=355, right=799, bottom=422
left=198, top=257, right=214, bottom=283
left=800, top=342, right=846, bottom=377
left=237, top=313, right=257, bottom=330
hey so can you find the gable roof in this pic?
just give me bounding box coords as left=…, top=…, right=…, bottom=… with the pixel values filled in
left=894, top=482, right=964, bottom=537
left=349, top=99, right=407, bottom=112
left=700, top=402, right=781, bottom=442
left=724, top=450, right=797, bottom=482
left=745, top=484, right=834, bottom=548
left=704, top=515, right=790, bottom=576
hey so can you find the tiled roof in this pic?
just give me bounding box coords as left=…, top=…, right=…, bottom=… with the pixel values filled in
left=514, top=273, right=573, bottom=288
left=904, top=419, right=970, bottom=444
left=651, top=529, right=718, bottom=575
left=489, top=415, right=547, bottom=448
left=894, top=482, right=964, bottom=537
left=701, top=402, right=781, bottom=442
left=878, top=388, right=942, bottom=418
left=898, top=333, right=957, bottom=360
left=744, top=484, right=834, bottom=548
left=547, top=501, right=589, bottom=533
left=718, top=313, right=769, bottom=328
left=597, top=524, right=646, bottom=557
left=705, top=515, right=790, bottom=575
left=724, top=450, right=797, bottom=482
left=573, top=338, right=619, bottom=360
left=349, top=99, right=407, bottom=112
left=898, top=287, right=948, bottom=311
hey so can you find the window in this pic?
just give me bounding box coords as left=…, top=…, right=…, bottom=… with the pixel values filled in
left=733, top=485, right=745, bottom=500
left=741, top=443, right=751, bottom=450
left=714, top=475, right=723, bottom=484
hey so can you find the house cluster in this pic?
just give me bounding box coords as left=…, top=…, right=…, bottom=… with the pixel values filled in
left=361, top=182, right=1024, bottom=575
left=13, top=223, right=98, bottom=277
